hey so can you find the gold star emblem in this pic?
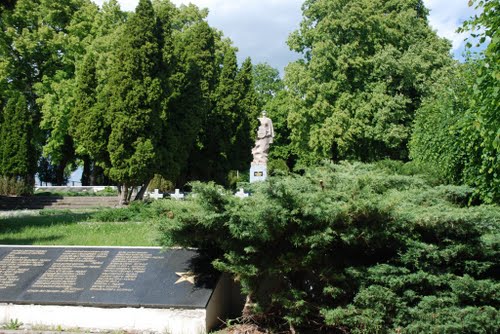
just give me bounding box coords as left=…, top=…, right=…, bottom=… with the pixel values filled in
left=175, top=272, right=196, bottom=285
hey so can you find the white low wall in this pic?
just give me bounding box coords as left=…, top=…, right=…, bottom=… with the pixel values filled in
left=34, top=186, right=117, bottom=192
left=0, top=304, right=207, bottom=334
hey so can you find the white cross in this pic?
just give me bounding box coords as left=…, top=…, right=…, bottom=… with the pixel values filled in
left=234, top=188, right=249, bottom=199
left=150, top=189, right=163, bottom=200
left=170, top=189, right=185, bottom=200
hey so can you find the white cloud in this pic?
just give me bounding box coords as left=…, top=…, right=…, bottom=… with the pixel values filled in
left=423, top=0, right=478, bottom=55
left=92, top=0, right=478, bottom=70
left=169, top=0, right=303, bottom=72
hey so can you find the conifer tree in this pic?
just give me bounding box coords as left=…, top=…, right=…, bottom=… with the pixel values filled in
left=71, top=51, right=111, bottom=185
left=229, top=57, right=259, bottom=171
left=0, top=92, right=36, bottom=183
left=104, top=0, right=163, bottom=203
left=162, top=19, right=217, bottom=184
left=187, top=45, right=240, bottom=184
left=70, top=0, right=126, bottom=186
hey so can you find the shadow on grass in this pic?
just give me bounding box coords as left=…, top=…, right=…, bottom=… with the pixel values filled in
left=0, top=195, right=64, bottom=210
left=0, top=235, right=64, bottom=245
left=0, top=212, right=92, bottom=235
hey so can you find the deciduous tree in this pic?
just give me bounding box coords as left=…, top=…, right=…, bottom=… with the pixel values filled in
left=411, top=0, right=499, bottom=203
left=459, top=0, right=499, bottom=203
left=285, top=0, right=452, bottom=164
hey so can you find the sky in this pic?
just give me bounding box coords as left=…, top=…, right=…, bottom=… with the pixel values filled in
left=93, top=0, right=477, bottom=73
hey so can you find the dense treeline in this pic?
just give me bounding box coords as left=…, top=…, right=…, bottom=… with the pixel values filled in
left=0, top=0, right=258, bottom=201
left=260, top=0, right=499, bottom=203
left=410, top=0, right=499, bottom=203
left=1, top=0, right=498, bottom=203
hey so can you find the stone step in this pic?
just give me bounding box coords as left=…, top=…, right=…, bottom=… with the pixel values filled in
left=0, top=196, right=119, bottom=211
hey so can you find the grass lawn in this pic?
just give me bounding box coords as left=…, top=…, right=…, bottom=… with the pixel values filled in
left=0, top=209, right=158, bottom=246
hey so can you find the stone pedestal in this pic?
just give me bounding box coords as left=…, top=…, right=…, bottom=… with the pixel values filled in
left=250, top=164, right=267, bottom=183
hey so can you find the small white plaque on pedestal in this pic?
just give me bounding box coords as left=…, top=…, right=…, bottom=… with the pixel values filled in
left=250, top=164, right=267, bottom=183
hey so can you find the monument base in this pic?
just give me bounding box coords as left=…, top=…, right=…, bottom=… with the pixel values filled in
left=0, top=304, right=206, bottom=333
left=250, top=164, right=267, bottom=183
left=0, top=246, right=244, bottom=334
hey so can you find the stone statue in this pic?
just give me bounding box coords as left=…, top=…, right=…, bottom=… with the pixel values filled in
left=251, top=111, right=274, bottom=165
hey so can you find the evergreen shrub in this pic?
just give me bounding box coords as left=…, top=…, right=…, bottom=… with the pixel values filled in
left=156, top=162, right=499, bottom=333
left=147, top=175, right=174, bottom=193
left=0, top=176, right=33, bottom=196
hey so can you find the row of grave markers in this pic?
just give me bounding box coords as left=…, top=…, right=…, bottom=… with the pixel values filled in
left=149, top=188, right=249, bottom=200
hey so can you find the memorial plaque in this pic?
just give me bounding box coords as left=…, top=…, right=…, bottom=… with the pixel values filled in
left=0, top=246, right=218, bottom=309
left=250, top=164, right=267, bottom=183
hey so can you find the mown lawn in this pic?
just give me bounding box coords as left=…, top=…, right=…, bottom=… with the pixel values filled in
left=0, top=209, right=158, bottom=246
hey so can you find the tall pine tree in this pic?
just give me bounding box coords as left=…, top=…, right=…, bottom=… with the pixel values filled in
left=229, top=57, right=259, bottom=171
left=0, top=92, right=36, bottom=188
left=187, top=44, right=240, bottom=185
left=105, top=0, right=163, bottom=203
left=162, top=19, right=217, bottom=185
left=71, top=51, right=111, bottom=185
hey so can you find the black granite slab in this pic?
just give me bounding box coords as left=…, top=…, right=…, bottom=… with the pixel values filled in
left=0, top=246, right=219, bottom=309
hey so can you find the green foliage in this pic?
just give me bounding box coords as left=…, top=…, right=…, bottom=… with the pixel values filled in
left=411, top=0, right=499, bottom=203
left=0, top=92, right=36, bottom=192
left=70, top=1, right=126, bottom=186
left=34, top=187, right=118, bottom=197
left=0, top=176, right=32, bottom=196
left=91, top=201, right=150, bottom=222
left=267, top=158, right=290, bottom=176
left=231, top=57, right=259, bottom=169
left=253, top=62, right=284, bottom=110
left=158, top=162, right=500, bottom=332
left=160, top=10, right=217, bottom=183
left=187, top=48, right=259, bottom=186
left=34, top=0, right=99, bottom=174
left=410, top=65, right=472, bottom=184
left=148, top=174, right=174, bottom=193
left=0, top=0, right=99, bottom=185
left=3, top=318, right=23, bottom=330
left=1, top=0, right=261, bottom=191
left=459, top=0, right=499, bottom=203
left=105, top=0, right=162, bottom=188
left=0, top=1, right=17, bottom=11
left=72, top=51, right=107, bottom=161
left=285, top=0, right=452, bottom=164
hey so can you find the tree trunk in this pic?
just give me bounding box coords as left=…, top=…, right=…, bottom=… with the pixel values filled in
left=54, top=162, right=67, bottom=186
left=92, top=164, right=109, bottom=185
left=119, top=184, right=129, bottom=205
left=134, top=178, right=152, bottom=201
left=81, top=156, right=91, bottom=186
left=54, top=135, right=75, bottom=186
left=242, top=292, right=255, bottom=320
